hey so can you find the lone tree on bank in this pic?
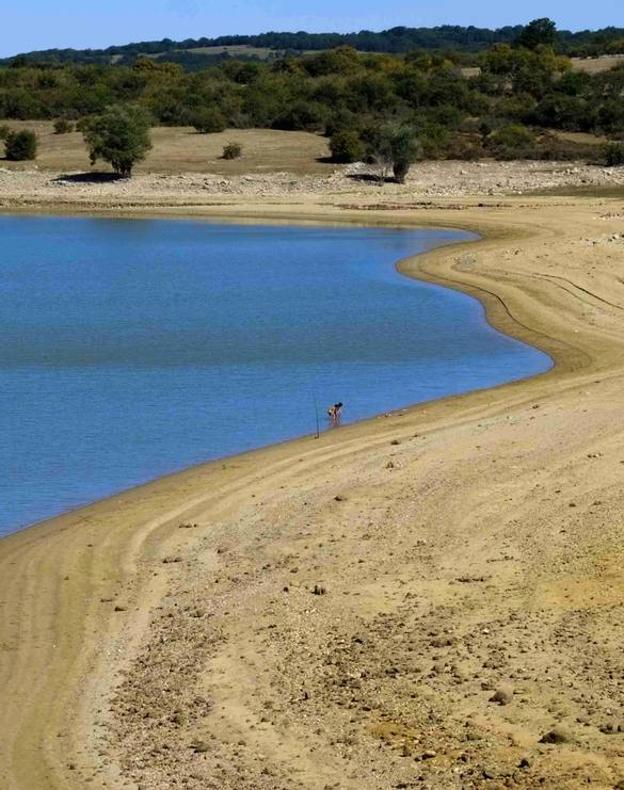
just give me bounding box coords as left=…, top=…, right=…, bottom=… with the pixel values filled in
left=388, top=126, right=423, bottom=183
left=81, top=105, right=152, bottom=177
left=363, top=124, right=422, bottom=183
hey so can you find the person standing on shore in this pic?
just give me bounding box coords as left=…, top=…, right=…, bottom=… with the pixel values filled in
left=327, top=402, right=344, bottom=426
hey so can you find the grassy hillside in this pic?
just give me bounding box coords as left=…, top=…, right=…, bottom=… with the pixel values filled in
left=2, top=26, right=623, bottom=172
left=0, top=122, right=333, bottom=175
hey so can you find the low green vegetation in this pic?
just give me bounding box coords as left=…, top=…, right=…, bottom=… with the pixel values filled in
left=3, top=129, right=37, bottom=160
left=1, top=19, right=623, bottom=172
left=604, top=142, right=624, bottom=166
left=80, top=104, right=152, bottom=177
left=53, top=118, right=74, bottom=134
left=191, top=107, right=227, bottom=134
left=329, top=129, right=365, bottom=163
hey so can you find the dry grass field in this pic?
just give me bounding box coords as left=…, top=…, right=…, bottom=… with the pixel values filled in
left=570, top=54, right=624, bottom=73
left=550, top=130, right=607, bottom=145
left=174, top=45, right=278, bottom=59
left=1, top=121, right=612, bottom=183
left=462, top=54, right=624, bottom=80
left=0, top=123, right=333, bottom=176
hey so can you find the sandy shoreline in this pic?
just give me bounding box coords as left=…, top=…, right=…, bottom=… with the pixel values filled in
left=1, top=177, right=624, bottom=789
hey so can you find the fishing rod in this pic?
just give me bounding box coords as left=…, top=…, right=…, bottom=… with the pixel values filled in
left=313, top=395, right=320, bottom=439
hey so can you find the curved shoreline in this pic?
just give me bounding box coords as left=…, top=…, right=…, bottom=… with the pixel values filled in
left=1, top=196, right=624, bottom=789
left=0, top=218, right=551, bottom=539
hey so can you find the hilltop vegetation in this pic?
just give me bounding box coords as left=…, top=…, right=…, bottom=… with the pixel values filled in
left=1, top=19, right=623, bottom=171
left=3, top=22, right=624, bottom=69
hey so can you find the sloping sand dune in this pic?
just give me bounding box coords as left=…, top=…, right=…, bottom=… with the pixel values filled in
left=1, top=194, right=624, bottom=789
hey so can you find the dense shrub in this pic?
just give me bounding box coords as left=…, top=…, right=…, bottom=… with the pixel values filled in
left=273, top=101, right=327, bottom=132
left=597, top=100, right=624, bottom=135
left=191, top=107, right=226, bottom=134
left=491, top=124, right=535, bottom=147
left=530, top=94, right=594, bottom=131
left=53, top=118, right=74, bottom=134
left=329, top=129, right=365, bottom=163
left=0, top=123, right=9, bottom=139
left=4, top=129, right=37, bottom=160
left=222, top=141, right=242, bottom=159
left=418, top=124, right=450, bottom=159
left=604, top=142, right=624, bottom=166
left=324, top=108, right=360, bottom=138
left=488, top=124, right=535, bottom=158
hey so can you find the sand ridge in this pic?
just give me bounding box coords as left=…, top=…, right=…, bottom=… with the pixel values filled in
left=0, top=188, right=624, bottom=789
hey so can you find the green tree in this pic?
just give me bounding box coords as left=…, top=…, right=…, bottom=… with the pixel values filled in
left=54, top=118, right=74, bottom=134
left=362, top=123, right=422, bottom=182
left=516, top=18, right=558, bottom=51
left=604, top=142, right=624, bottom=166
left=597, top=100, right=624, bottom=134
left=81, top=104, right=152, bottom=177
left=390, top=126, right=423, bottom=182
left=4, top=129, right=37, bottom=160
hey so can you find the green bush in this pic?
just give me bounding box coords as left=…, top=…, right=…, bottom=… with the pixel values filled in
left=0, top=124, right=10, bottom=140
left=53, top=118, right=74, bottom=134
left=324, top=108, right=360, bottom=137
left=4, top=129, right=38, bottom=160
left=81, top=104, right=152, bottom=177
left=191, top=107, right=226, bottom=134
left=491, top=124, right=535, bottom=148
left=361, top=123, right=422, bottom=182
left=604, top=142, right=624, bottom=166
left=489, top=124, right=536, bottom=159
left=222, top=141, right=242, bottom=160
left=418, top=124, right=450, bottom=159
left=329, top=130, right=365, bottom=163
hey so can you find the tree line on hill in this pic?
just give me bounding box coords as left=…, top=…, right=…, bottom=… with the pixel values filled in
left=2, top=20, right=624, bottom=69
left=2, top=19, right=624, bottom=177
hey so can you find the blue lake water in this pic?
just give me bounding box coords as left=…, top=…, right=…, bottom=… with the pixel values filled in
left=0, top=215, right=551, bottom=536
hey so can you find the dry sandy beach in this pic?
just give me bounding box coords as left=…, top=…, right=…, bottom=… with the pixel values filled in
left=0, top=165, right=624, bottom=789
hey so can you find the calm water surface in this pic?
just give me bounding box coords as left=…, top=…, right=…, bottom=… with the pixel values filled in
left=0, top=216, right=551, bottom=535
